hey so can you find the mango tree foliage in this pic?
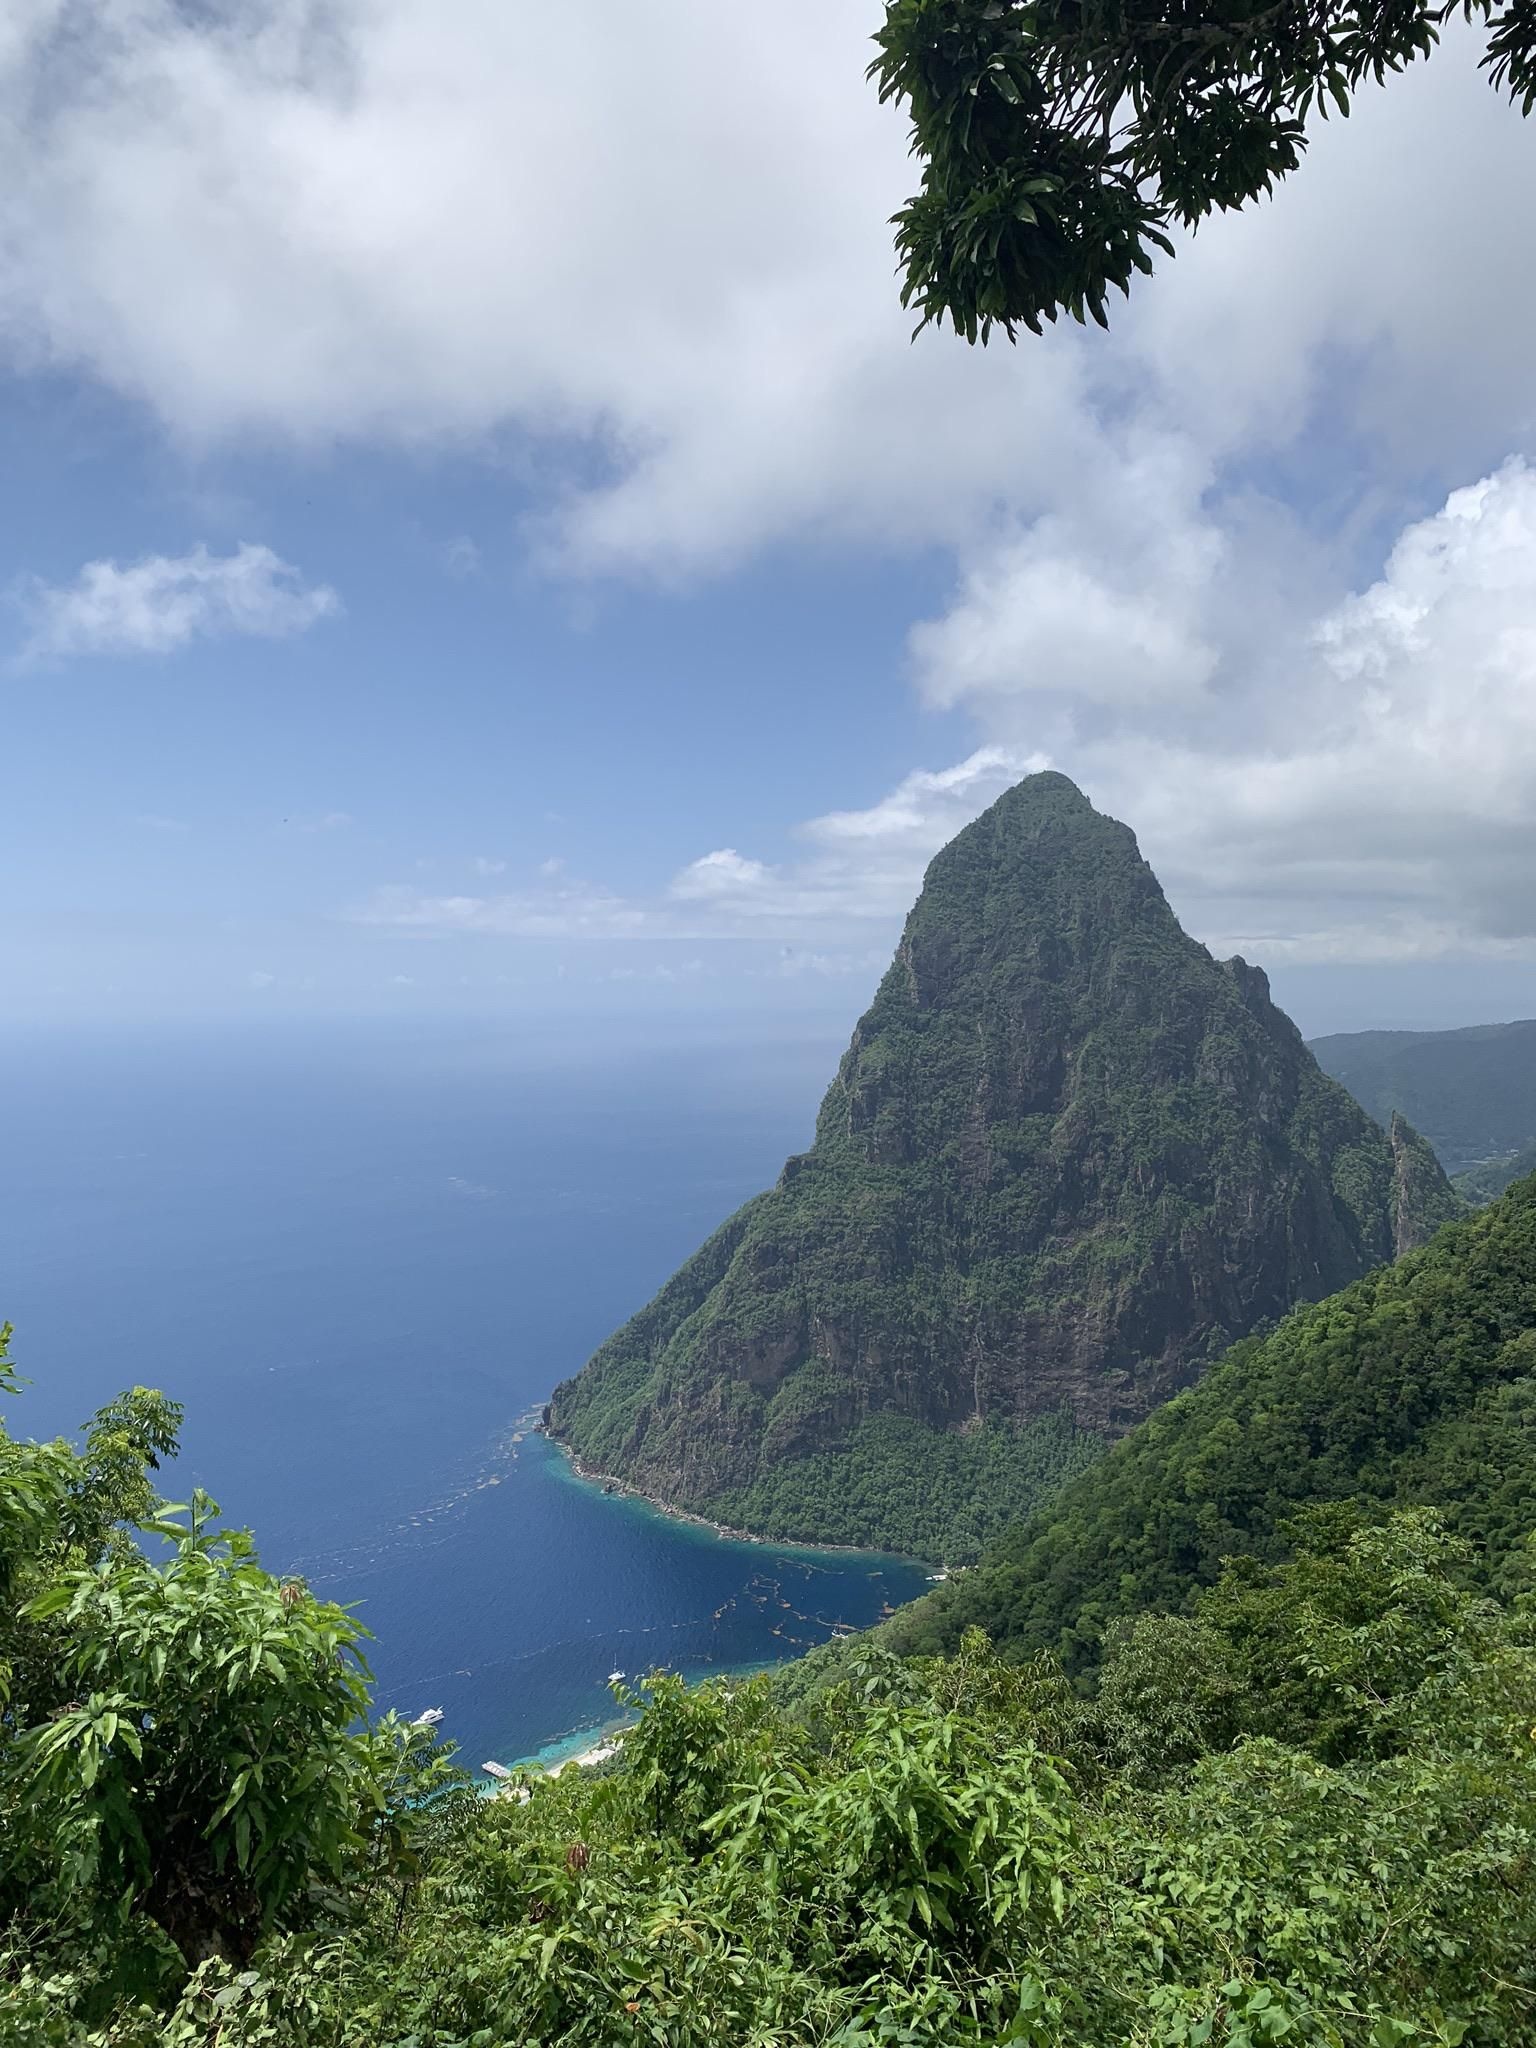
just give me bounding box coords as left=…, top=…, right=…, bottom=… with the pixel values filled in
left=871, top=0, right=1536, bottom=339
left=0, top=1324, right=181, bottom=1656
left=0, top=1349, right=458, bottom=2021
left=17, top=1492, right=376, bottom=1968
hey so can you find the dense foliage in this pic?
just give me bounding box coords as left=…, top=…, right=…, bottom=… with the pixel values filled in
left=552, top=773, right=1456, bottom=1556
left=7, top=1421, right=1534, bottom=2046
left=890, top=1172, right=1536, bottom=1670
left=708, top=1408, right=1103, bottom=1565
left=1311, top=1018, right=1536, bottom=1175
left=0, top=1330, right=456, bottom=2026
left=7, top=1229, right=1536, bottom=2045
left=870, top=0, right=1536, bottom=340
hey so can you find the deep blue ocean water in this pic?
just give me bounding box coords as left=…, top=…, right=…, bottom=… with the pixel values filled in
left=0, top=1021, right=931, bottom=1769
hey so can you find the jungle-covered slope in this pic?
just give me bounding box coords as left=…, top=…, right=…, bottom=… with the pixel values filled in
left=549, top=773, right=1459, bottom=1558
left=888, top=1169, right=1536, bottom=1668
left=1311, top=1016, right=1536, bottom=1174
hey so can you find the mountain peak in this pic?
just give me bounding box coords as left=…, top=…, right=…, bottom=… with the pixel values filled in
left=549, top=786, right=1458, bottom=1561
left=921, top=770, right=1140, bottom=884
left=982, top=766, right=1096, bottom=816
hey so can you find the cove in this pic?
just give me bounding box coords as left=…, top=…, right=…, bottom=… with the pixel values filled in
left=353, top=1426, right=932, bottom=1770
left=0, top=1019, right=933, bottom=1772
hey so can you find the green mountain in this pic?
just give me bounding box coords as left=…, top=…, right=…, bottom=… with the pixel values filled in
left=1311, top=1017, right=1536, bottom=1174
left=548, top=773, right=1460, bottom=1559
left=889, top=1169, right=1536, bottom=1670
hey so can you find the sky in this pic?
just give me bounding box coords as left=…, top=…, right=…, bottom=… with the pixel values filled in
left=3, top=2, right=1536, bottom=1044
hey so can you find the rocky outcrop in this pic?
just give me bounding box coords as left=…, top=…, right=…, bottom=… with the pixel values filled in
left=548, top=773, right=1460, bottom=1549
left=1389, top=1110, right=1467, bottom=1256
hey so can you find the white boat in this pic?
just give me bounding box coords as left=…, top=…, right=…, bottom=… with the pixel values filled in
left=607, top=1669, right=625, bottom=1683
left=412, top=1706, right=445, bottom=1726
left=482, top=1760, right=513, bottom=1781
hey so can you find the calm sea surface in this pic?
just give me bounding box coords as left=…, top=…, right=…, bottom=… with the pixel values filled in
left=0, top=1021, right=931, bottom=1768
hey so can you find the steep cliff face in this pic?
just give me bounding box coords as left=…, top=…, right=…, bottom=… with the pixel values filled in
left=1389, top=1111, right=1466, bottom=1256
left=548, top=774, right=1458, bottom=1554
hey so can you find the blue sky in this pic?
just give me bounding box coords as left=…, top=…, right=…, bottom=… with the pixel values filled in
left=4, top=3, right=1536, bottom=1042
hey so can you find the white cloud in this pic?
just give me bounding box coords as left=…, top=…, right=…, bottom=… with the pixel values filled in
left=910, top=441, right=1225, bottom=713
left=670, top=848, right=772, bottom=900
left=603, top=959, right=711, bottom=984
left=1, top=5, right=1531, bottom=591
left=15, top=542, right=339, bottom=661
left=657, top=748, right=1043, bottom=929
left=350, top=747, right=1038, bottom=947
left=472, top=855, right=507, bottom=877
left=247, top=969, right=276, bottom=989
left=1010, top=461, right=1536, bottom=961
left=4, top=4, right=1536, bottom=977
left=1122, top=32, right=1536, bottom=470
left=805, top=749, right=1044, bottom=857
left=760, top=947, right=890, bottom=981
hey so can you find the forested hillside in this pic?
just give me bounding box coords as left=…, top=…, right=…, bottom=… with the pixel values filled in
left=1456, top=1136, right=1536, bottom=1205
left=1312, top=1017, right=1536, bottom=1174
left=551, top=773, right=1458, bottom=1560
left=889, top=1172, right=1536, bottom=1670
left=3, top=1304, right=1534, bottom=2046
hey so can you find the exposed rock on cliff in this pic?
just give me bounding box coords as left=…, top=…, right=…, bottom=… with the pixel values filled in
left=549, top=773, right=1459, bottom=1556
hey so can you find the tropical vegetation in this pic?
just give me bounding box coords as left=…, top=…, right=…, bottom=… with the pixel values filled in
left=888, top=1170, right=1536, bottom=1670
left=5, top=1160, right=1536, bottom=2043
left=871, top=0, right=1536, bottom=340
left=551, top=773, right=1458, bottom=1559
left=1311, top=1017, right=1536, bottom=1177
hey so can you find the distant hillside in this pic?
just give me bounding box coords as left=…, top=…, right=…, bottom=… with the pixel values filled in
left=549, top=773, right=1459, bottom=1561
left=1457, top=1137, right=1536, bottom=1206
left=1311, top=1018, right=1536, bottom=1174
left=889, top=1172, right=1536, bottom=1670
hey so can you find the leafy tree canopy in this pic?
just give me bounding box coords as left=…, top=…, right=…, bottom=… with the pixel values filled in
left=4, top=1308, right=1536, bottom=2043
left=8, top=1501, right=1536, bottom=2046
left=888, top=1169, right=1536, bottom=1670
left=871, top=0, right=1536, bottom=339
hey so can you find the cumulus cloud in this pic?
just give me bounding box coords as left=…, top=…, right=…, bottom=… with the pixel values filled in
left=1122, top=31, right=1536, bottom=470
left=351, top=437, right=1536, bottom=973
left=4, top=0, right=1048, bottom=577
left=1, top=5, right=1532, bottom=587
left=4, top=4, right=1535, bottom=971
left=911, top=441, right=1225, bottom=713
left=14, top=543, right=339, bottom=661
left=1012, top=461, right=1536, bottom=962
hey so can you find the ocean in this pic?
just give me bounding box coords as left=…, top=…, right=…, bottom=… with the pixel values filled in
left=0, top=1019, right=932, bottom=1768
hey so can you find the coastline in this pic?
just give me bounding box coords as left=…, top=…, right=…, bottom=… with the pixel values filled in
left=538, top=1423, right=922, bottom=1563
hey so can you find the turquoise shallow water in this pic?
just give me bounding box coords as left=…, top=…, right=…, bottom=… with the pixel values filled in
left=0, top=1020, right=932, bottom=1768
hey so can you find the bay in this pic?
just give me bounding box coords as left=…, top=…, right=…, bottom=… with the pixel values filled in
left=0, top=1020, right=932, bottom=1768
